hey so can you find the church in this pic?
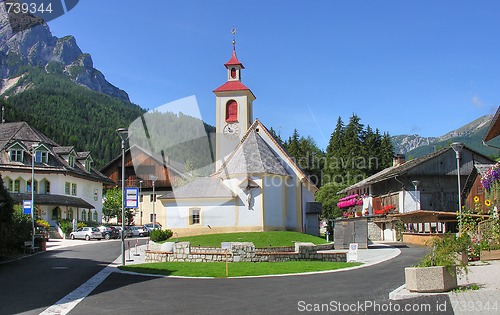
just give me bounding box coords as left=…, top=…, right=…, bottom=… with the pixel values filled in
left=157, top=44, right=319, bottom=237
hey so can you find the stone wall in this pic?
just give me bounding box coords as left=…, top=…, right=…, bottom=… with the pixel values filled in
left=145, top=241, right=344, bottom=263
left=367, top=221, right=383, bottom=241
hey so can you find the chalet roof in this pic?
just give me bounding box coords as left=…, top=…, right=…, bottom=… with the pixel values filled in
left=341, top=147, right=452, bottom=193
left=10, top=193, right=95, bottom=209
left=100, top=144, right=188, bottom=179
left=217, top=127, right=289, bottom=177
left=0, top=121, right=57, bottom=150
left=342, top=146, right=495, bottom=194
left=53, top=146, right=74, bottom=155
left=160, top=177, right=235, bottom=199
left=76, top=151, right=91, bottom=160
left=0, top=122, right=112, bottom=184
left=483, top=106, right=500, bottom=142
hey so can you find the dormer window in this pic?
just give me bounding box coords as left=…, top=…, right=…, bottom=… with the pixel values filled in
left=35, top=150, right=49, bottom=163
left=68, top=154, right=75, bottom=167
left=10, top=149, right=24, bottom=162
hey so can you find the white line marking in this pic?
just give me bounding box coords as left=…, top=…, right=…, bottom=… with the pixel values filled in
left=40, top=258, right=120, bottom=315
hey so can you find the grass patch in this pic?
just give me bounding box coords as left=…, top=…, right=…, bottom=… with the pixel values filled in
left=119, top=261, right=361, bottom=278
left=170, top=231, right=328, bottom=248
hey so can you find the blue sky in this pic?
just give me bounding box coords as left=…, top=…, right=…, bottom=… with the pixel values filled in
left=47, top=0, right=500, bottom=150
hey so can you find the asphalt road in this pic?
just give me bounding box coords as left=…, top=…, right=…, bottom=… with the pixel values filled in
left=71, top=244, right=454, bottom=315
left=0, top=239, right=122, bottom=315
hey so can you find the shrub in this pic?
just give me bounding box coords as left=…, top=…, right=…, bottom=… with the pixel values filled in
left=58, top=219, right=73, bottom=235
left=77, top=222, right=86, bottom=229
left=417, top=233, right=469, bottom=276
left=150, top=229, right=173, bottom=242
left=36, top=219, right=50, bottom=229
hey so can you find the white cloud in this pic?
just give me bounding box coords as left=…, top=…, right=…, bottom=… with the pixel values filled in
left=472, top=96, right=483, bottom=108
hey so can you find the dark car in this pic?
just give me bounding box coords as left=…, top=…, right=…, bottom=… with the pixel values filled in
left=101, top=226, right=120, bottom=240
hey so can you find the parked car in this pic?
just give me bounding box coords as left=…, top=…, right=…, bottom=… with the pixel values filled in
left=69, top=227, right=102, bottom=241
left=130, top=226, right=149, bottom=237
left=144, top=223, right=162, bottom=232
left=114, top=226, right=134, bottom=238
left=100, top=226, right=120, bottom=240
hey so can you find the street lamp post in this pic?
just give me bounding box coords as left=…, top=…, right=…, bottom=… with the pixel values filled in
left=149, top=175, right=157, bottom=229
left=116, top=128, right=129, bottom=266
left=411, top=180, right=420, bottom=212
left=451, top=142, right=464, bottom=234
left=30, top=143, right=39, bottom=252
left=139, top=180, right=143, bottom=225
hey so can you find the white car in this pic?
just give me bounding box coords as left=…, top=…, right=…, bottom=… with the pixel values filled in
left=70, top=227, right=103, bottom=241
left=130, top=226, right=149, bottom=237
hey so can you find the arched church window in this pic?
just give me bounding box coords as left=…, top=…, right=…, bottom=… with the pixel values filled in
left=225, top=100, right=238, bottom=123
left=230, top=67, right=237, bottom=79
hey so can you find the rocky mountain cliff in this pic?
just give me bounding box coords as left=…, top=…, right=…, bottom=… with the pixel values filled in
left=392, top=115, right=494, bottom=155
left=0, top=5, right=129, bottom=101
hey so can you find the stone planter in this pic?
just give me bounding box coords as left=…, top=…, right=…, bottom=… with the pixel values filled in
left=405, top=266, right=457, bottom=293
left=480, top=249, right=500, bottom=261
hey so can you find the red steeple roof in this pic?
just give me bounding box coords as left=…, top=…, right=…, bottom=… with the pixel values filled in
left=224, top=50, right=245, bottom=69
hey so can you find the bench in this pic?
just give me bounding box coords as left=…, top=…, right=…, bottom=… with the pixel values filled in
left=24, top=241, right=38, bottom=254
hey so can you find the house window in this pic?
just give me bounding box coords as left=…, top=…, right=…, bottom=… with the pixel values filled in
left=92, top=211, right=98, bottom=222
left=71, top=183, right=77, bottom=196
left=45, top=181, right=50, bottom=194
left=85, top=159, right=92, bottom=172
left=14, top=179, right=21, bottom=193
left=5, top=178, right=12, bottom=192
left=68, top=208, right=73, bottom=220
left=26, top=180, right=38, bottom=193
left=35, top=150, right=49, bottom=163
left=68, top=155, right=75, bottom=167
left=81, top=210, right=87, bottom=222
left=189, top=208, right=200, bottom=225
left=150, top=213, right=157, bottom=223
left=225, top=100, right=238, bottom=122
left=65, top=182, right=71, bottom=195
left=10, top=149, right=23, bottom=162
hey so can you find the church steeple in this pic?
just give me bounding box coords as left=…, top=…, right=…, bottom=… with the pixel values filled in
left=213, top=28, right=256, bottom=169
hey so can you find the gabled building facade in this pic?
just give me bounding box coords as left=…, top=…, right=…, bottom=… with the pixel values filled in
left=340, top=146, right=495, bottom=244
left=0, top=122, right=112, bottom=227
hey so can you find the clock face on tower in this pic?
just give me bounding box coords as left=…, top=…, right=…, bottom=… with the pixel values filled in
left=223, top=123, right=240, bottom=139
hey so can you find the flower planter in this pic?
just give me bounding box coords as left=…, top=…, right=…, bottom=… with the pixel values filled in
left=480, top=249, right=500, bottom=261
left=405, top=266, right=457, bottom=293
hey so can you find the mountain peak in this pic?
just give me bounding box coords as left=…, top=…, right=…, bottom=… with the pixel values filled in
left=0, top=6, right=129, bottom=102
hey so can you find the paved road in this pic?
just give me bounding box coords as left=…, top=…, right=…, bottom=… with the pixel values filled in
left=0, top=239, right=122, bottom=315
left=71, top=244, right=454, bottom=315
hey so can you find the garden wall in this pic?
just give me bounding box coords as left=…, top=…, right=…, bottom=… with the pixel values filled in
left=145, top=241, right=344, bottom=263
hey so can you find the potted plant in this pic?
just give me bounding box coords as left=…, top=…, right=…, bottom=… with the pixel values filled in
left=405, top=233, right=469, bottom=293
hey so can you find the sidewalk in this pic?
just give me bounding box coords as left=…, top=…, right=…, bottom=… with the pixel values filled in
left=390, top=261, right=500, bottom=314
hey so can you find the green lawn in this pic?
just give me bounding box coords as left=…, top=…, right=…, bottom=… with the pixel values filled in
left=119, top=261, right=361, bottom=278
left=170, top=231, right=328, bottom=248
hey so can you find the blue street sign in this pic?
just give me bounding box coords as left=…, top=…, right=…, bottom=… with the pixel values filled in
left=125, top=187, right=139, bottom=208
left=23, top=200, right=31, bottom=215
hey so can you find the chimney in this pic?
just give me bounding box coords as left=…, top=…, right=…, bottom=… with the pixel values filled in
left=393, top=154, right=406, bottom=167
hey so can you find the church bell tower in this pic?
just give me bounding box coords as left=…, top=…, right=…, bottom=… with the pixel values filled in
left=213, top=29, right=256, bottom=170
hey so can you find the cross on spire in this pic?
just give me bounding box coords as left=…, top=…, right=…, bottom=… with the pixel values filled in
left=231, top=26, right=237, bottom=51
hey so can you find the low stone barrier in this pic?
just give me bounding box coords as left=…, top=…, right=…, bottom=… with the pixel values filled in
left=145, top=241, right=345, bottom=263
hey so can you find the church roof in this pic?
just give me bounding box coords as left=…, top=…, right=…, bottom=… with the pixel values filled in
left=217, top=124, right=289, bottom=177
left=213, top=81, right=255, bottom=96
left=224, top=50, right=244, bottom=68
left=160, top=177, right=235, bottom=199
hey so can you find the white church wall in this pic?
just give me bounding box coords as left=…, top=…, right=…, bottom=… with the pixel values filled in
left=223, top=177, right=263, bottom=227
left=263, top=176, right=284, bottom=228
